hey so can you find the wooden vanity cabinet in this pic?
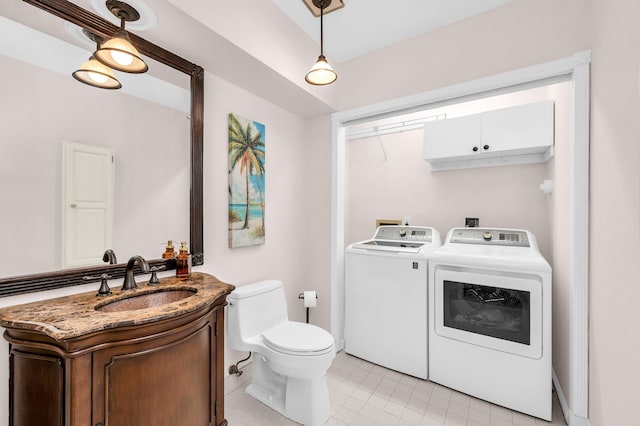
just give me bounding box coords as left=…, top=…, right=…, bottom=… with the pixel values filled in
left=5, top=301, right=227, bottom=426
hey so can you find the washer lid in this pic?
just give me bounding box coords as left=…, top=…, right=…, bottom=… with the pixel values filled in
left=262, top=322, right=334, bottom=354
left=350, top=240, right=426, bottom=253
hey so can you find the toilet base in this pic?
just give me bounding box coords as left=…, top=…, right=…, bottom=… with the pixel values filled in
left=246, top=354, right=331, bottom=426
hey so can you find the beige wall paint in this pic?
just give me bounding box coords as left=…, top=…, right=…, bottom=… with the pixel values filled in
left=346, top=132, right=551, bottom=253
left=195, top=71, right=317, bottom=367
left=337, top=0, right=590, bottom=111
left=544, top=82, right=573, bottom=412
left=303, top=115, right=334, bottom=331
left=589, top=0, right=640, bottom=425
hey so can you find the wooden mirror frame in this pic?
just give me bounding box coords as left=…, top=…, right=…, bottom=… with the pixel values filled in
left=0, top=0, right=204, bottom=297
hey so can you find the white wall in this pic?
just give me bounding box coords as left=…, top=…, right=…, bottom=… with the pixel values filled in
left=193, top=71, right=320, bottom=370
left=346, top=131, right=550, bottom=250
left=303, top=115, right=334, bottom=331
left=544, top=82, right=573, bottom=412
left=589, top=0, right=640, bottom=424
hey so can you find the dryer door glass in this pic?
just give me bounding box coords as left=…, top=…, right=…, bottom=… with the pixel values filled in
left=443, top=280, right=531, bottom=345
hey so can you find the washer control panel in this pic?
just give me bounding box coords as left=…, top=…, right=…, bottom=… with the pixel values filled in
left=373, top=226, right=433, bottom=242
left=449, top=228, right=530, bottom=247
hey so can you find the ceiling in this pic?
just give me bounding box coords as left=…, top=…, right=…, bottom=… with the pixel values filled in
left=272, top=0, right=515, bottom=63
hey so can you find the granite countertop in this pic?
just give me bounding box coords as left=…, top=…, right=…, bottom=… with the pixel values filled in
left=0, top=272, right=234, bottom=341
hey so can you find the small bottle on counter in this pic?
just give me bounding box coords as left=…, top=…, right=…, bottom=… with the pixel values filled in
left=162, top=240, right=175, bottom=258
left=176, top=241, right=192, bottom=280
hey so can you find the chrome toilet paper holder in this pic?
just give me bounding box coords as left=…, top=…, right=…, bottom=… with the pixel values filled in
left=298, top=291, right=318, bottom=324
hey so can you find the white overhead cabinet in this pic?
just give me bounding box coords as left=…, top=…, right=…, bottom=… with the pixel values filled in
left=423, top=100, right=555, bottom=170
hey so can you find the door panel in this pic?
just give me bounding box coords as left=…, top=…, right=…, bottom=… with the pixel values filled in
left=62, top=142, right=115, bottom=268
left=99, top=325, right=212, bottom=426
left=10, top=350, right=64, bottom=426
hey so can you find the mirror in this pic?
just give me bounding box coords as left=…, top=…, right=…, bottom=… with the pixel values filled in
left=0, top=0, right=203, bottom=296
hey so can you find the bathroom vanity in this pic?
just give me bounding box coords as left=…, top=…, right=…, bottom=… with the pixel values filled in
left=0, top=272, right=234, bottom=426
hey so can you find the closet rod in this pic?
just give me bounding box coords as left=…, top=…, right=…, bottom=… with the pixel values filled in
left=345, top=114, right=446, bottom=141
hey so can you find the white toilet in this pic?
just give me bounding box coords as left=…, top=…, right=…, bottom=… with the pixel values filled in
left=227, top=280, right=336, bottom=426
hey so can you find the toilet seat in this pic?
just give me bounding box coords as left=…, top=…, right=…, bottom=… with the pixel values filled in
left=262, top=322, right=334, bottom=356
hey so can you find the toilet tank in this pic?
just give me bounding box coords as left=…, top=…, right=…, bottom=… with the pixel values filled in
left=227, top=280, right=289, bottom=349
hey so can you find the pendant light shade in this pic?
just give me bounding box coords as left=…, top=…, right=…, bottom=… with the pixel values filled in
left=305, top=0, right=337, bottom=86
left=72, top=55, right=122, bottom=89
left=95, top=0, right=148, bottom=73
left=95, top=29, right=147, bottom=73
left=305, top=54, right=337, bottom=85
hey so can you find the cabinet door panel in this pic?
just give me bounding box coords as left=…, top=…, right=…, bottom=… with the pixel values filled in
left=423, top=114, right=482, bottom=160
left=101, top=324, right=213, bottom=426
left=10, top=350, right=64, bottom=426
left=481, top=100, right=554, bottom=153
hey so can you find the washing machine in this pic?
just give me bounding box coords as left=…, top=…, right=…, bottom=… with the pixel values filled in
left=428, top=227, right=552, bottom=420
left=345, top=225, right=441, bottom=379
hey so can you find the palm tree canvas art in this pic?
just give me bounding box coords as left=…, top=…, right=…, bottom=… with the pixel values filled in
left=228, top=113, right=266, bottom=248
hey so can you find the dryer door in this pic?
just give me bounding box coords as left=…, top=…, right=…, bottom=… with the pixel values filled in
left=433, top=268, right=543, bottom=359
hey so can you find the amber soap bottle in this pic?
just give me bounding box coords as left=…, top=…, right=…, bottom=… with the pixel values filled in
left=176, top=241, right=192, bottom=280
left=162, top=240, right=175, bottom=258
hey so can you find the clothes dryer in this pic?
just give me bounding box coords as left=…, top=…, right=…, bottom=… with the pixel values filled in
left=428, top=228, right=552, bottom=420
left=345, top=226, right=441, bottom=379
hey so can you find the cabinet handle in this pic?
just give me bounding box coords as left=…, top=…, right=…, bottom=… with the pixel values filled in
left=483, top=144, right=490, bottom=150
left=472, top=146, right=479, bottom=152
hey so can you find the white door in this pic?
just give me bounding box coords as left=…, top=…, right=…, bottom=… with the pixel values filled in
left=62, top=142, right=115, bottom=269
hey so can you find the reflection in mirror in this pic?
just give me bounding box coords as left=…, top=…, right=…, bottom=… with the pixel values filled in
left=1, top=10, right=189, bottom=277
left=0, top=0, right=203, bottom=296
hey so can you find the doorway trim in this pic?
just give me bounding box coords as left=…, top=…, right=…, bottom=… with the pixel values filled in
left=330, top=51, right=590, bottom=424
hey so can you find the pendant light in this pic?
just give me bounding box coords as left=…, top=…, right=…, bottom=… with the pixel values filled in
left=305, top=0, right=337, bottom=86
left=72, top=32, right=122, bottom=90
left=95, top=0, right=148, bottom=73
left=72, top=53, right=122, bottom=89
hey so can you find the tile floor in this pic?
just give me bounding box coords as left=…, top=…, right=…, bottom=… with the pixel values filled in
left=225, top=351, right=567, bottom=425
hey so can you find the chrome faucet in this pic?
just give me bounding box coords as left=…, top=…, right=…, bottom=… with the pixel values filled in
left=122, top=255, right=149, bottom=290
left=102, top=249, right=118, bottom=265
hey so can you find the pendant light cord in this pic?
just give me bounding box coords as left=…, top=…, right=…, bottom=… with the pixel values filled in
left=320, top=2, right=324, bottom=56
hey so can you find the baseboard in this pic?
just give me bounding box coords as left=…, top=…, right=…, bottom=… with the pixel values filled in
left=552, top=369, right=591, bottom=426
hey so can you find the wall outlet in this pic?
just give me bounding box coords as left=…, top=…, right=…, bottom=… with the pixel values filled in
left=465, top=217, right=479, bottom=227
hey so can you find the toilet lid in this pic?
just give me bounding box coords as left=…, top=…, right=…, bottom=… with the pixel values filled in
left=262, top=322, right=334, bottom=354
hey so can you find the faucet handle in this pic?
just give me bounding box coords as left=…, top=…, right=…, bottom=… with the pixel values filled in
left=147, top=265, right=166, bottom=286
left=83, top=273, right=113, bottom=297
